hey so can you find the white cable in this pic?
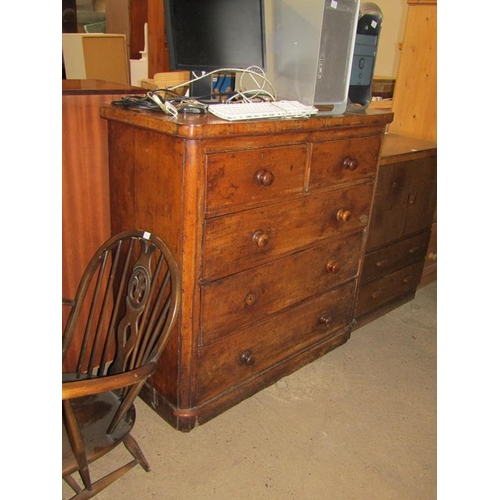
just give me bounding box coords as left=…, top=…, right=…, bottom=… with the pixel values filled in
left=237, top=66, right=275, bottom=96
left=147, top=92, right=178, bottom=117
left=227, top=88, right=276, bottom=103
left=166, top=66, right=277, bottom=101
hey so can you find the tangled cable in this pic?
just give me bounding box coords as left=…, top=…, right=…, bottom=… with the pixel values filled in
left=111, top=66, right=278, bottom=117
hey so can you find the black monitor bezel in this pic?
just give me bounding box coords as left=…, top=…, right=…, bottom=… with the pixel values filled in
left=163, top=0, right=266, bottom=74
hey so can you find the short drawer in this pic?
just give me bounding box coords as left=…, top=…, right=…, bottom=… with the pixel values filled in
left=203, top=182, right=374, bottom=280
left=201, top=231, right=363, bottom=344
left=196, top=281, right=356, bottom=404
left=308, top=135, right=382, bottom=191
left=205, top=145, right=307, bottom=215
left=361, top=231, right=431, bottom=284
left=355, top=260, right=425, bottom=318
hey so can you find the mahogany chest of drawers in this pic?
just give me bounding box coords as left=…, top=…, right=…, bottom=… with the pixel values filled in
left=101, top=105, right=393, bottom=431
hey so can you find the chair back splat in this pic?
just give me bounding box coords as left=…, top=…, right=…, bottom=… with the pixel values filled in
left=62, top=230, right=181, bottom=499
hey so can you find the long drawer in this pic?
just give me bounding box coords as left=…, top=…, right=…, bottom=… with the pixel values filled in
left=361, top=231, right=431, bottom=284
left=355, top=260, right=425, bottom=317
left=201, top=231, right=364, bottom=344
left=196, top=280, right=356, bottom=404
left=203, top=182, right=374, bottom=280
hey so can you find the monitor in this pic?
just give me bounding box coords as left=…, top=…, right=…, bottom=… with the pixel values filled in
left=163, top=0, right=266, bottom=98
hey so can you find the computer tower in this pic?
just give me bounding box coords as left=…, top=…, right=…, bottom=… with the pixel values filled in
left=264, top=0, right=361, bottom=114
left=348, top=3, right=383, bottom=109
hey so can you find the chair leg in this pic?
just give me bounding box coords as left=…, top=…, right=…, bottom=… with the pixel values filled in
left=67, top=460, right=139, bottom=500
left=123, top=433, right=151, bottom=472
left=63, top=474, right=83, bottom=495
left=63, top=400, right=92, bottom=490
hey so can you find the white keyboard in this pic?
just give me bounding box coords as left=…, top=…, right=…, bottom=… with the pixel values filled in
left=208, top=100, right=318, bottom=121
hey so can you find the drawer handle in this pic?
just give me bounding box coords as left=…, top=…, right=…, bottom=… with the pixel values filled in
left=402, top=275, right=413, bottom=284
left=371, top=290, right=382, bottom=299
left=326, top=261, right=340, bottom=274
left=336, top=209, right=351, bottom=223
left=240, top=350, right=255, bottom=366
left=375, top=258, right=389, bottom=268
left=255, top=169, right=275, bottom=186
left=244, top=292, right=257, bottom=306
left=408, top=246, right=420, bottom=254
left=342, top=156, right=359, bottom=171
left=252, top=230, right=269, bottom=247
left=319, top=314, right=333, bottom=327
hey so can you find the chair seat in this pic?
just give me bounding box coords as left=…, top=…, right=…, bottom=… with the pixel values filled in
left=62, top=391, right=136, bottom=477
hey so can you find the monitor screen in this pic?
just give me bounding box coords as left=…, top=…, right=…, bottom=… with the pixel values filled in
left=164, top=0, right=266, bottom=73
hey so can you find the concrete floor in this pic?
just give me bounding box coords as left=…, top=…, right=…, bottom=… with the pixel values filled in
left=63, top=282, right=437, bottom=500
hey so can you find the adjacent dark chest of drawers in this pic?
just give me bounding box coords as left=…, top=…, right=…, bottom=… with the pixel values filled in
left=101, top=106, right=393, bottom=431
left=355, top=133, right=437, bottom=327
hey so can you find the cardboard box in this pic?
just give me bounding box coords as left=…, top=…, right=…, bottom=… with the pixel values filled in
left=141, top=71, right=191, bottom=95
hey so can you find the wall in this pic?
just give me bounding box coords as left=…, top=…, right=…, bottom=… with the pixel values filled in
left=372, top=0, right=408, bottom=78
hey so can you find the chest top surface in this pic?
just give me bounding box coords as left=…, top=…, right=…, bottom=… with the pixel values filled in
left=100, top=105, right=393, bottom=140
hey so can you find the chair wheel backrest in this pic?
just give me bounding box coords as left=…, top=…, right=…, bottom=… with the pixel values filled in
left=62, top=230, right=181, bottom=379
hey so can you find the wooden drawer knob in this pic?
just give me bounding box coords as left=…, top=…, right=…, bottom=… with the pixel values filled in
left=252, top=230, right=269, bottom=247
left=240, top=350, right=255, bottom=366
left=244, top=292, right=257, bottom=306
left=336, top=209, right=351, bottom=223
left=402, top=275, right=413, bottom=284
left=375, top=258, right=389, bottom=268
left=408, top=246, right=420, bottom=254
left=255, top=169, right=275, bottom=186
left=371, top=290, right=382, bottom=299
left=326, top=261, right=340, bottom=274
left=342, top=156, right=359, bottom=171
left=319, top=314, right=333, bottom=326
